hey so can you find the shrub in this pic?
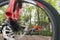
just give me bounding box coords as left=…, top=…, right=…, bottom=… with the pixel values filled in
left=31, top=30, right=52, bottom=36
left=39, top=30, right=52, bottom=36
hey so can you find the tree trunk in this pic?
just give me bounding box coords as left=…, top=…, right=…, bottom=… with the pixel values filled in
left=37, top=8, right=40, bottom=25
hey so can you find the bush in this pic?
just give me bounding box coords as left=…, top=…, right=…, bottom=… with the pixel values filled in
left=30, top=30, right=52, bottom=36
left=39, top=30, right=52, bottom=36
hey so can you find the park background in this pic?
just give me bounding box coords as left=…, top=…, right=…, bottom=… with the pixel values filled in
left=0, top=0, right=60, bottom=36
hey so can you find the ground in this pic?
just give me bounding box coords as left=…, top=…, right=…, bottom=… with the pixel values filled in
left=0, top=34, right=51, bottom=40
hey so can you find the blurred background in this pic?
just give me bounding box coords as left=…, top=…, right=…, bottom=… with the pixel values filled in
left=0, top=0, right=60, bottom=40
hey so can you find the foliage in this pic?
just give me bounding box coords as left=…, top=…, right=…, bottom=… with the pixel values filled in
left=0, top=14, right=5, bottom=25
left=44, top=0, right=57, bottom=9
left=39, top=30, right=52, bottom=36
left=45, top=0, right=60, bottom=14
left=30, top=29, right=52, bottom=36
left=0, top=2, right=52, bottom=35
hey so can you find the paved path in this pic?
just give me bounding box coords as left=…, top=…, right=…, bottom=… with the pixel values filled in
left=20, top=35, right=51, bottom=40
left=0, top=34, right=3, bottom=40
left=0, top=34, right=51, bottom=40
